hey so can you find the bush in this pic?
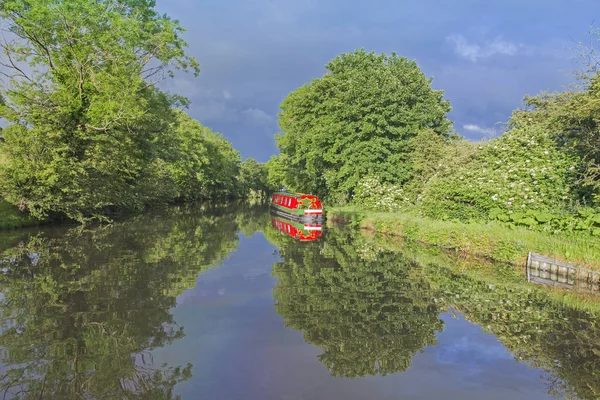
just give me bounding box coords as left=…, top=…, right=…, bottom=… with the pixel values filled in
left=353, top=175, right=411, bottom=212
left=419, top=124, right=580, bottom=222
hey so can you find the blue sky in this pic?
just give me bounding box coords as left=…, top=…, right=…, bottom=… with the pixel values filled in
left=156, top=0, right=599, bottom=162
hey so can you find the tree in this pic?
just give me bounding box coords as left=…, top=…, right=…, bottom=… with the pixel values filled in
left=238, top=157, right=269, bottom=198
left=276, top=49, right=452, bottom=203
left=508, top=78, right=600, bottom=204
left=0, top=0, right=199, bottom=221
left=164, top=110, right=241, bottom=201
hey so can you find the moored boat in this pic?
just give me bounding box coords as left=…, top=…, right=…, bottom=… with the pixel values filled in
left=269, top=191, right=324, bottom=222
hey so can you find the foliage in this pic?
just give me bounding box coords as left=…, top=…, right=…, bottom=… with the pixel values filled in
left=0, top=199, right=44, bottom=229
left=352, top=175, right=410, bottom=212
left=166, top=110, right=241, bottom=201
left=0, top=0, right=247, bottom=222
left=276, top=49, right=452, bottom=203
left=238, top=157, right=270, bottom=199
left=264, top=154, right=288, bottom=191
left=419, top=124, right=579, bottom=222
left=508, top=74, right=600, bottom=203
left=327, top=208, right=600, bottom=268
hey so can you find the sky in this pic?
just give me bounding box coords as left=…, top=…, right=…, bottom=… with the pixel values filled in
left=2, top=1, right=595, bottom=163
left=153, top=0, right=600, bottom=162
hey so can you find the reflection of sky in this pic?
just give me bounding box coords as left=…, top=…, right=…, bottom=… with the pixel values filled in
left=151, top=233, right=555, bottom=400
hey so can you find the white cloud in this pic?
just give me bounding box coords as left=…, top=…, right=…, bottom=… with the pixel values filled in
left=223, top=90, right=232, bottom=100
left=463, top=124, right=495, bottom=135
left=447, top=34, right=521, bottom=62
left=242, top=108, right=274, bottom=125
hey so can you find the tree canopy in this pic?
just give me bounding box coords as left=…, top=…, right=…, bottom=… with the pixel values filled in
left=275, top=49, right=453, bottom=202
left=0, top=0, right=249, bottom=222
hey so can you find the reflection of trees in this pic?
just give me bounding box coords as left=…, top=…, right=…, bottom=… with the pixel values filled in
left=0, top=204, right=247, bottom=399
left=429, top=268, right=600, bottom=400
left=271, top=227, right=600, bottom=399
left=272, top=230, right=444, bottom=378
left=338, top=232, right=600, bottom=400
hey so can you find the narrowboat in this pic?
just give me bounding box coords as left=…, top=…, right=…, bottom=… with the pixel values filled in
left=271, top=216, right=322, bottom=241
left=269, top=191, right=323, bottom=222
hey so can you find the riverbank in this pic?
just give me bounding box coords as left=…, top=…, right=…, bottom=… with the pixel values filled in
left=0, top=200, right=44, bottom=229
left=328, top=207, right=600, bottom=270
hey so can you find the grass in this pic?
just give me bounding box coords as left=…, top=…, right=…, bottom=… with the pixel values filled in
left=0, top=200, right=44, bottom=229
left=328, top=206, right=600, bottom=270
left=357, top=228, right=600, bottom=317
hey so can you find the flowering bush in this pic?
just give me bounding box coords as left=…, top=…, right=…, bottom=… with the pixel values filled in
left=353, top=175, right=410, bottom=212
left=419, top=124, right=580, bottom=222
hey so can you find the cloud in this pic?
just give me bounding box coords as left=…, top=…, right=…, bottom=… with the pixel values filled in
left=446, top=34, right=521, bottom=62
left=463, top=124, right=496, bottom=135
left=242, top=108, right=275, bottom=125
left=223, top=90, right=232, bottom=100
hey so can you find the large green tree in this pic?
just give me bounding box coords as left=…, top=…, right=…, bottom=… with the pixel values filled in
left=276, top=49, right=452, bottom=202
left=0, top=0, right=199, bottom=221
left=166, top=110, right=241, bottom=201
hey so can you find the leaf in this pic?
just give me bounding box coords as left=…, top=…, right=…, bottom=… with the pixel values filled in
left=488, top=207, right=502, bottom=220
left=534, top=212, right=553, bottom=223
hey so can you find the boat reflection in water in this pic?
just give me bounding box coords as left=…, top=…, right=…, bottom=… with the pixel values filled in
left=270, top=214, right=323, bottom=241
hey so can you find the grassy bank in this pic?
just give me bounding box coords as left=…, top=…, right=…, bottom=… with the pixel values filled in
left=328, top=207, right=600, bottom=270
left=0, top=200, right=44, bottom=230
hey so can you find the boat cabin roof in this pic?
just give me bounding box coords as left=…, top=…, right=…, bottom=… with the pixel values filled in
left=273, top=191, right=319, bottom=199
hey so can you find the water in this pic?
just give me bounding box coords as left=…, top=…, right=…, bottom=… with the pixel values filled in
left=0, top=203, right=598, bottom=399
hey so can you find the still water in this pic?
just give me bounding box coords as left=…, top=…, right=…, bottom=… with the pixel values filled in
left=0, top=203, right=598, bottom=399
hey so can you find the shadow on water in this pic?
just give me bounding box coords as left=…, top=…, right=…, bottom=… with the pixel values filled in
left=267, top=226, right=600, bottom=400
left=0, top=202, right=268, bottom=399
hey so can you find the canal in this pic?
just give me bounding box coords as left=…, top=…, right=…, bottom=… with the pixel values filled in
left=0, top=203, right=597, bottom=399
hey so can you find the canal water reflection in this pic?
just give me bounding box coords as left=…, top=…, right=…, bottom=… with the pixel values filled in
left=0, top=204, right=598, bottom=399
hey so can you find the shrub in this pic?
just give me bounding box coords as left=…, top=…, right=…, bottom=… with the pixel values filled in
left=353, top=175, right=411, bottom=212
left=419, top=124, right=580, bottom=222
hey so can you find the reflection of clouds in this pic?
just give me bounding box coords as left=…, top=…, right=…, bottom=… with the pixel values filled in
left=435, top=314, right=514, bottom=376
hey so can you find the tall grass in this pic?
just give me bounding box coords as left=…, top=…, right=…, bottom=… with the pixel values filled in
left=329, top=207, right=600, bottom=269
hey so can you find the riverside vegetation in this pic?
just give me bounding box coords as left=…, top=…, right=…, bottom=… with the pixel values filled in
left=0, top=0, right=272, bottom=227
left=1, top=1, right=600, bottom=269
left=268, top=39, right=600, bottom=266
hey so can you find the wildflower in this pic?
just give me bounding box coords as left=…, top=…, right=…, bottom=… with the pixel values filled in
left=562, top=196, right=568, bottom=200
left=491, top=195, right=498, bottom=201
left=544, top=151, right=549, bottom=155
left=488, top=180, right=494, bottom=183
left=507, top=201, right=512, bottom=206
left=524, top=195, right=528, bottom=199
left=509, top=197, right=514, bottom=201
left=525, top=159, right=530, bottom=163
left=569, top=166, right=575, bottom=171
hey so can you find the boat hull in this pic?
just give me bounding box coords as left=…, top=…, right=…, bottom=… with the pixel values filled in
left=269, top=203, right=324, bottom=223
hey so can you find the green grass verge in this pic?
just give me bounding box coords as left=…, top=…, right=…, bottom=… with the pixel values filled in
left=328, top=207, right=600, bottom=270
left=0, top=200, right=44, bottom=229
